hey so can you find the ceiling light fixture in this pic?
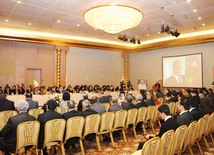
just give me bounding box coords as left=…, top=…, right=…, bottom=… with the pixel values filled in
left=84, top=5, right=143, bottom=34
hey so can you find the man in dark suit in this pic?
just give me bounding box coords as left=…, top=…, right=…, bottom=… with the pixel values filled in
left=122, top=95, right=136, bottom=110
left=176, top=98, right=194, bottom=126
left=144, top=92, right=155, bottom=106
left=90, top=96, right=105, bottom=115
left=0, top=100, right=35, bottom=155
left=164, top=60, right=185, bottom=86
left=25, top=92, right=38, bottom=110
left=137, top=104, right=179, bottom=150
left=63, top=101, right=83, bottom=150
left=189, top=90, right=202, bottom=120
left=77, top=91, right=90, bottom=112
left=135, top=94, right=146, bottom=109
left=37, top=99, right=62, bottom=154
left=82, top=99, right=97, bottom=118
left=108, top=97, right=123, bottom=113
left=0, top=94, right=15, bottom=112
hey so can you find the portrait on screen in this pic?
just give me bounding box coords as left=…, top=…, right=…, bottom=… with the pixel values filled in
left=162, top=53, right=203, bottom=88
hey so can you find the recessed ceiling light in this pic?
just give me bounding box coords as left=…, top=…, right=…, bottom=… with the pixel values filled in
left=158, top=32, right=161, bottom=34
left=193, top=9, right=197, bottom=12
left=146, top=34, right=149, bottom=37
left=57, top=20, right=61, bottom=23
left=77, top=24, right=80, bottom=27
left=114, top=36, right=117, bottom=39
left=5, top=19, right=8, bottom=22
left=94, top=27, right=98, bottom=30
left=17, top=1, right=21, bottom=3
left=202, top=23, right=205, bottom=26
left=198, top=17, right=201, bottom=20
left=28, top=23, right=31, bottom=25
left=187, top=0, right=191, bottom=2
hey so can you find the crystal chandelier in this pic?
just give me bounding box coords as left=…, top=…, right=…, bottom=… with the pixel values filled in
left=84, top=5, right=143, bottom=34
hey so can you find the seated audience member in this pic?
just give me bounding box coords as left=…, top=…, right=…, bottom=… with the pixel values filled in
left=176, top=98, right=194, bottom=126
left=122, top=95, right=136, bottom=110
left=90, top=96, right=106, bottom=115
left=108, top=97, right=123, bottom=113
left=0, top=94, right=15, bottom=112
left=59, top=92, right=71, bottom=114
left=128, top=91, right=136, bottom=100
left=135, top=94, right=146, bottom=109
left=189, top=89, right=202, bottom=120
left=63, top=101, right=83, bottom=150
left=156, top=89, right=164, bottom=99
left=137, top=104, right=179, bottom=150
left=37, top=99, right=63, bottom=154
left=144, top=92, right=155, bottom=106
left=199, top=93, right=214, bottom=115
left=77, top=91, right=90, bottom=112
left=104, top=91, right=112, bottom=103
left=170, top=90, right=179, bottom=102
left=98, top=91, right=108, bottom=103
left=0, top=100, right=36, bottom=155
left=82, top=99, right=97, bottom=118
left=25, top=92, right=38, bottom=110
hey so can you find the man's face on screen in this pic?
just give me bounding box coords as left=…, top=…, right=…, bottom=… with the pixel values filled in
left=173, top=60, right=183, bottom=76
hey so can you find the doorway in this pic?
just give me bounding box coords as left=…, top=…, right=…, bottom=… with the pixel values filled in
left=27, top=68, right=42, bottom=86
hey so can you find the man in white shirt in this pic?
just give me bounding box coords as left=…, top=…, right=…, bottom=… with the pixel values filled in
left=138, top=80, right=147, bottom=91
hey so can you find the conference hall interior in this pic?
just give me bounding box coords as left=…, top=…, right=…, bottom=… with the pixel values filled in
left=0, top=0, right=214, bottom=155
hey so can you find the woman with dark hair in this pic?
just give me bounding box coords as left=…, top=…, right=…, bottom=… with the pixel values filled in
left=59, top=92, right=71, bottom=114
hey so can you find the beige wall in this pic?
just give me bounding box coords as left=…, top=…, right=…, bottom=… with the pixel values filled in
left=66, top=47, right=124, bottom=86
left=129, top=42, right=214, bottom=90
left=0, top=40, right=56, bottom=87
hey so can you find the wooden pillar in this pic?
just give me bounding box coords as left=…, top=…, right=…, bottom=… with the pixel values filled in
left=123, top=53, right=129, bottom=84
left=56, top=49, right=62, bottom=86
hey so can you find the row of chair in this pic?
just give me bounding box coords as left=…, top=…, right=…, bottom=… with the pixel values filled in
left=131, top=112, right=214, bottom=155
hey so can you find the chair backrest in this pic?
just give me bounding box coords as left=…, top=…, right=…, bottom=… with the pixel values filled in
left=145, top=106, right=156, bottom=121
left=0, top=110, right=18, bottom=130
left=203, top=114, right=211, bottom=136
left=136, top=107, right=147, bottom=124
left=64, top=116, right=85, bottom=143
left=99, top=112, right=115, bottom=134
left=160, top=130, right=175, bottom=155
left=197, top=117, right=205, bottom=140
left=183, top=121, right=197, bottom=150
left=113, top=110, right=127, bottom=129
left=171, top=125, right=188, bottom=154
left=158, top=97, right=164, bottom=105
left=211, top=112, right=214, bottom=132
left=151, top=105, right=160, bottom=122
left=43, top=119, right=66, bottom=148
left=15, top=120, right=40, bottom=154
left=28, top=108, right=44, bottom=119
left=141, top=137, right=161, bottom=155
left=168, top=102, right=176, bottom=115
left=103, top=103, right=110, bottom=112
left=125, top=108, right=138, bottom=128
left=83, top=114, right=101, bottom=138
left=54, top=106, right=62, bottom=114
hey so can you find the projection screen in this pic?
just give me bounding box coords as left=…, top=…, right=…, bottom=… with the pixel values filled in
left=162, top=53, right=203, bottom=88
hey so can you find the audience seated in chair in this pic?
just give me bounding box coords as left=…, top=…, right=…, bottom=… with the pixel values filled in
left=0, top=100, right=36, bottom=155
left=137, top=104, right=179, bottom=150
left=90, top=96, right=106, bottom=115
left=108, top=97, right=123, bottom=113
left=25, top=92, right=38, bottom=110
left=0, top=94, right=15, bottom=112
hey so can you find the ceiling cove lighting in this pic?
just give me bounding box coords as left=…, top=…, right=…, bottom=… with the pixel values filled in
left=84, top=5, right=143, bottom=34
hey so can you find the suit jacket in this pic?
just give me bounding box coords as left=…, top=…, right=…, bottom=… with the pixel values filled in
left=0, top=99, right=15, bottom=112
left=145, top=99, right=155, bottom=107
left=108, top=104, right=123, bottom=113
left=91, top=102, right=106, bottom=114
left=165, top=75, right=185, bottom=86
left=63, top=109, right=83, bottom=121
left=82, top=108, right=97, bottom=118
left=157, top=117, right=179, bottom=137
left=77, top=98, right=90, bottom=112
left=37, top=110, right=62, bottom=149
left=122, top=102, right=136, bottom=111
left=190, top=108, right=202, bottom=121
left=176, top=111, right=194, bottom=126
left=27, top=99, right=39, bottom=110
left=135, top=101, right=147, bottom=109
left=0, top=112, right=35, bottom=153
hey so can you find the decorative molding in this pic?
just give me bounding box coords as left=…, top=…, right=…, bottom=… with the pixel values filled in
left=56, top=49, right=62, bottom=86
left=123, top=53, right=129, bottom=84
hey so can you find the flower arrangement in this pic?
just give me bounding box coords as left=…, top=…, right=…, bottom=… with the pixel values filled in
left=54, top=94, right=62, bottom=104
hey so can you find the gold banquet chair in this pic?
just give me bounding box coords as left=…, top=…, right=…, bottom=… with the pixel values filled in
left=97, top=112, right=115, bottom=147
left=112, top=110, right=128, bottom=143
left=28, top=108, right=44, bottom=119
left=168, top=102, right=176, bottom=115
left=157, top=97, right=164, bottom=105
left=195, top=117, right=205, bottom=155
left=145, top=106, right=156, bottom=134
left=130, top=137, right=161, bottom=155
left=203, top=114, right=211, bottom=152
left=54, top=106, right=62, bottom=114
left=136, top=107, right=147, bottom=134
left=39, top=119, right=66, bottom=155
left=10, top=121, right=40, bottom=155
left=0, top=110, right=18, bottom=130
left=209, top=112, right=214, bottom=146
left=83, top=114, right=101, bottom=151
left=183, top=121, right=198, bottom=155
left=171, top=125, right=188, bottom=155
left=64, top=116, right=85, bottom=155
left=159, top=130, right=175, bottom=155
left=125, top=108, right=138, bottom=139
